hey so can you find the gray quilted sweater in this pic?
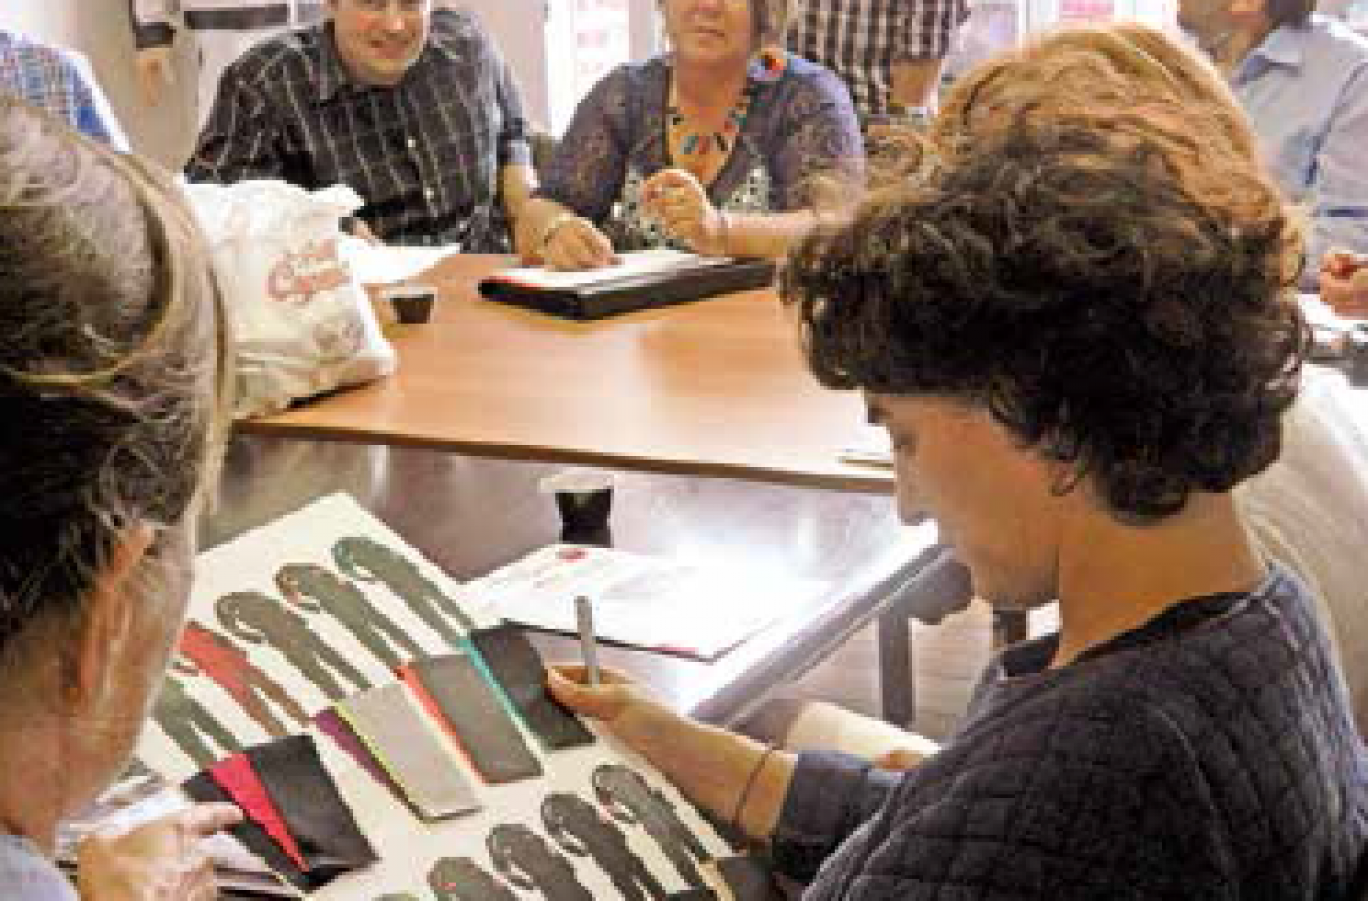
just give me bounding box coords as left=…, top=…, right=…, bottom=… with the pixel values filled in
left=774, top=566, right=1368, bottom=899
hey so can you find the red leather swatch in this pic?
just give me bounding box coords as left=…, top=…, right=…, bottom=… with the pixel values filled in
left=209, top=754, right=308, bottom=872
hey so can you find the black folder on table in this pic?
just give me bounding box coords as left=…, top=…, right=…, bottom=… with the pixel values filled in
left=478, top=257, right=776, bottom=321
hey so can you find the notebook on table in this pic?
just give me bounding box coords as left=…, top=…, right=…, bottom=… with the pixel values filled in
left=478, top=249, right=775, bottom=320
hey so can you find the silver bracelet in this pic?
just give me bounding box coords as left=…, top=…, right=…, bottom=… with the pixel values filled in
left=715, top=209, right=732, bottom=257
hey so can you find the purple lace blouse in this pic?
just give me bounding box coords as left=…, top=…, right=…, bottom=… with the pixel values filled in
left=535, top=52, right=863, bottom=251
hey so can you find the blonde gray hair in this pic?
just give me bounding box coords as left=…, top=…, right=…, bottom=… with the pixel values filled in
left=0, top=98, right=230, bottom=669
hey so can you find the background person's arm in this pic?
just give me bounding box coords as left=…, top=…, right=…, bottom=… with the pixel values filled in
left=489, top=26, right=537, bottom=254
left=129, top=0, right=178, bottom=106
left=889, top=0, right=970, bottom=112
left=183, top=71, right=285, bottom=184
left=1305, top=63, right=1368, bottom=288
left=716, top=66, right=865, bottom=259
left=521, top=68, right=635, bottom=268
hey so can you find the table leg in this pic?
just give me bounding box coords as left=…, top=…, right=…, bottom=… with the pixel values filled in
left=877, top=607, right=915, bottom=727
left=993, top=609, right=1030, bottom=648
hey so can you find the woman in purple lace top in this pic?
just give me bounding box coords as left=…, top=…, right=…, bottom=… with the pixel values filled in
left=521, top=0, right=863, bottom=270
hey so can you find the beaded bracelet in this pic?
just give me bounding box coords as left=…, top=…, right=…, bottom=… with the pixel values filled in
left=731, top=742, right=777, bottom=833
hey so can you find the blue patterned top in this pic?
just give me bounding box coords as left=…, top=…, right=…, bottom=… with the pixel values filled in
left=0, top=31, right=127, bottom=150
left=1232, top=15, right=1368, bottom=283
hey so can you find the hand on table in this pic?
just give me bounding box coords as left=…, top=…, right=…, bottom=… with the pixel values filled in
left=537, top=216, right=617, bottom=271
left=641, top=169, right=727, bottom=256
left=1320, top=249, right=1368, bottom=318
left=77, top=802, right=241, bottom=901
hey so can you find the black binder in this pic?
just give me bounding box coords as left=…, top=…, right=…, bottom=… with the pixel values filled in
left=478, top=258, right=776, bottom=320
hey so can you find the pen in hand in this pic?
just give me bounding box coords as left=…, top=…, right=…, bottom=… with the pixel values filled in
left=575, top=595, right=601, bottom=687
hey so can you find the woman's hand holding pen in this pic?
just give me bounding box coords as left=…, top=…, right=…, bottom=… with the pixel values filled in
left=546, top=664, right=678, bottom=753
left=547, top=664, right=794, bottom=840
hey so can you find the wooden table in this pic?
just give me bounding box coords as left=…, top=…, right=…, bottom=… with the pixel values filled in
left=224, top=256, right=969, bottom=727
left=244, top=256, right=894, bottom=494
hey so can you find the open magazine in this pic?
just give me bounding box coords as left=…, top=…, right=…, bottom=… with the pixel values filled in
left=469, top=544, right=828, bottom=660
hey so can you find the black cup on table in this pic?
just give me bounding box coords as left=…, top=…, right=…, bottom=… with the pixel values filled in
left=384, top=286, right=437, bottom=324
left=555, top=487, right=614, bottom=547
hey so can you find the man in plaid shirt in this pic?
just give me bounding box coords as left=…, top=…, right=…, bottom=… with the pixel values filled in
left=787, top=0, right=970, bottom=122
left=187, top=0, right=534, bottom=251
left=0, top=30, right=129, bottom=150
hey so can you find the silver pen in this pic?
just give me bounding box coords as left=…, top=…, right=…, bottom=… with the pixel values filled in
left=574, top=595, right=601, bottom=687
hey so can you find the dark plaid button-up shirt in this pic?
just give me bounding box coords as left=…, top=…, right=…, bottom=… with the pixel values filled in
left=787, top=0, right=970, bottom=118
left=187, top=10, right=530, bottom=250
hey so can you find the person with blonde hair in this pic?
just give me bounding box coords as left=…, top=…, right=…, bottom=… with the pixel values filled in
left=0, top=96, right=241, bottom=898
left=521, top=0, right=862, bottom=270
left=548, top=24, right=1368, bottom=899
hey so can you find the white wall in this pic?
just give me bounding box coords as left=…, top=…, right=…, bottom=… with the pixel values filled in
left=7, top=0, right=199, bottom=167
left=5, top=0, right=551, bottom=168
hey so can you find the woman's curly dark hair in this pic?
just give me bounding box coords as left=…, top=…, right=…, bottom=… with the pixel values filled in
left=782, top=96, right=1308, bottom=521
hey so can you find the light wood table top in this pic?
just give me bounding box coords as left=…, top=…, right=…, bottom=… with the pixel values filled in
left=243, top=255, right=895, bottom=493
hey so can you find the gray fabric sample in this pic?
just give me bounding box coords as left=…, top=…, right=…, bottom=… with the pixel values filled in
left=338, top=683, right=482, bottom=821
left=403, top=654, right=542, bottom=784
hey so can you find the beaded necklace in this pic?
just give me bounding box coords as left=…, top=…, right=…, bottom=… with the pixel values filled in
left=666, top=79, right=754, bottom=161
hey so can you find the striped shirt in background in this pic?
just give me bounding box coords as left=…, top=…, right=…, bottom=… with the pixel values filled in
left=786, top=0, right=970, bottom=118
left=0, top=31, right=129, bottom=151
left=186, top=9, right=531, bottom=251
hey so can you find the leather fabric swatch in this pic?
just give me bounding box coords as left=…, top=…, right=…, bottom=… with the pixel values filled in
left=182, top=770, right=313, bottom=891
left=208, top=754, right=308, bottom=872
left=313, top=706, right=411, bottom=809
left=401, top=654, right=542, bottom=784
left=247, top=733, right=378, bottom=878
left=468, top=625, right=595, bottom=750
left=337, top=682, right=482, bottom=821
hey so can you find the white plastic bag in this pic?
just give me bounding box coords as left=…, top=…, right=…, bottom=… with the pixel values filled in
left=183, top=180, right=397, bottom=419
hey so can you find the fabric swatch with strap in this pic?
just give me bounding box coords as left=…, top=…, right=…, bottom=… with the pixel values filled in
left=337, top=682, right=483, bottom=820
left=401, top=654, right=543, bottom=784
left=468, top=625, right=595, bottom=750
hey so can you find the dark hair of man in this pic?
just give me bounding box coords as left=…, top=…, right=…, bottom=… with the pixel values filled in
left=782, top=103, right=1307, bottom=522
left=0, top=98, right=228, bottom=663
left=1266, top=0, right=1315, bottom=27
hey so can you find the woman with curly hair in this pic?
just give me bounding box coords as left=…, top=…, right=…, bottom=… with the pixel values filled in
left=547, top=24, right=1368, bottom=900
